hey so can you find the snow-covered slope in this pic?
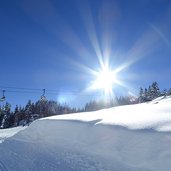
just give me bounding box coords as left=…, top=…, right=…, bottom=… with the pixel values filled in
left=0, top=96, right=171, bottom=171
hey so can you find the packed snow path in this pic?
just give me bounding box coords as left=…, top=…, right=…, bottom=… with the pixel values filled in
left=0, top=96, right=171, bottom=171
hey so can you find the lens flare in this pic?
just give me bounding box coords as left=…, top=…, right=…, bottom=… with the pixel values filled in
left=90, top=63, right=120, bottom=96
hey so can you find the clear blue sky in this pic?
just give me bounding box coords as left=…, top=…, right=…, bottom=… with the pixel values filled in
left=0, top=0, right=171, bottom=108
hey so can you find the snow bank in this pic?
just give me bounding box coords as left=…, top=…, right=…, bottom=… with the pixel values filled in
left=43, top=96, right=171, bottom=132
left=0, top=96, right=171, bottom=170
left=0, top=126, right=26, bottom=143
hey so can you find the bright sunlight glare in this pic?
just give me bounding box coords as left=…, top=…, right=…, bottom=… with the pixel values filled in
left=91, top=64, right=118, bottom=96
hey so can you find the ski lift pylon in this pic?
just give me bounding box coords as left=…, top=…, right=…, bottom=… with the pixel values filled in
left=0, top=90, right=6, bottom=102
left=40, top=89, right=46, bottom=101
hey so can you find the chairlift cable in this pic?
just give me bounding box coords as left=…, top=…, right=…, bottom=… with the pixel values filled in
left=0, top=85, right=41, bottom=91
left=0, top=84, right=95, bottom=98
left=0, top=90, right=83, bottom=95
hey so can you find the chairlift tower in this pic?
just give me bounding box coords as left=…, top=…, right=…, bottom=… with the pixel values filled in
left=40, top=89, right=47, bottom=101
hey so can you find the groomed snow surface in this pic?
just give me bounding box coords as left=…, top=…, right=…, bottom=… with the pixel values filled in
left=0, top=96, right=171, bottom=171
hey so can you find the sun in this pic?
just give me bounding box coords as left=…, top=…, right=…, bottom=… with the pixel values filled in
left=90, top=64, right=118, bottom=96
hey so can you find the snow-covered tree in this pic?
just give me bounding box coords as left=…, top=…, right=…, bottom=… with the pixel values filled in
left=167, top=88, right=171, bottom=96
left=0, top=103, right=11, bottom=128
left=139, top=87, right=144, bottom=103
left=161, top=89, right=167, bottom=97
left=147, top=86, right=153, bottom=101
left=14, top=105, right=20, bottom=126
left=151, top=82, right=160, bottom=99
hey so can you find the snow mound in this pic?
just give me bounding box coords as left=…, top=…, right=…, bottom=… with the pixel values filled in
left=42, top=96, right=171, bottom=132
left=0, top=126, right=26, bottom=143
left=0, top=96, right=171, bottom=170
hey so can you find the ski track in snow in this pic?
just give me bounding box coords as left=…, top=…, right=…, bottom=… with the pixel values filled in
left=0, top=161, right=8, bottom=171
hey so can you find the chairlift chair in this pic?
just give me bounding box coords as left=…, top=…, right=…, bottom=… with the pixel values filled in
left=0, top=90, right=5, bottom=102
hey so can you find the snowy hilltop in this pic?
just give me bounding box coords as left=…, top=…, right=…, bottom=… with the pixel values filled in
left=0, top=96, right=171, bottom=171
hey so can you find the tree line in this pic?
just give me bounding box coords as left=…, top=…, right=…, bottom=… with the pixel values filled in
left=84, top=96, right=137, bottom=112
left=138, top=81, right=171, bottom=103
left=0, top=100, right=79, bottom=129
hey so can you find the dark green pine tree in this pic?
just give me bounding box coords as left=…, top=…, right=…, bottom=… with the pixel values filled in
left=0, top=102, right=11, bottom=128
left=147, top=85, right=153, bottom=101
left=168, top=88, right=171, bottom=96
left=139, top=87, right=144, bottom=103
left=144, top=88, right=148, bottom=101
left=0, top=106, right=4, bottom=127
left=14, top=105, right=20, bottom=126
left=161, top=89, right=167, bottom=96
left=151, top=82, right=160, bottom=99
left=24, top=100, right=33, bottom=125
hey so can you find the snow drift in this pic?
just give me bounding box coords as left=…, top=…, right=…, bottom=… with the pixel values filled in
left=0, top=126, right=26, bottom=143
left=44, top=95, right=171, bottom=132
left=0, top=96, right=171, bottom=171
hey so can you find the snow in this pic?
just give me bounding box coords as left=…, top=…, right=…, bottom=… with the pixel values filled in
left=0, top=126, right=26, bottom=143
left=43, top=96, right=171, bottom=131
left=0, top=96, right=171, bottom=170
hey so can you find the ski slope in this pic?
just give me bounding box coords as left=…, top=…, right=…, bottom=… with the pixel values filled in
left=0, top=96, right=171, bottom=171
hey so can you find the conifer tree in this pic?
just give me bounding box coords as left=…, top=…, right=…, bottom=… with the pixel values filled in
left=139, top=87, right=144, bottom=103
left=151, top=82, right=160, bottom=99
left=0, top=102, right=11, bottom=128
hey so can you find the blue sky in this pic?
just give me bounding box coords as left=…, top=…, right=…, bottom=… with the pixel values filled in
left=0, top=0, right=171, bottom=108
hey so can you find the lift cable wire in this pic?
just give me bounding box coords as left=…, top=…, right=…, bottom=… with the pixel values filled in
left=0, top=89, right=84, bottom=95
left=0, top=85, right=94, bottom=97
left=0, top=84, right=98, bottom=103
left=0, top=85, right=80, bottom=93
left=0, top=85, right=41, bottom=91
